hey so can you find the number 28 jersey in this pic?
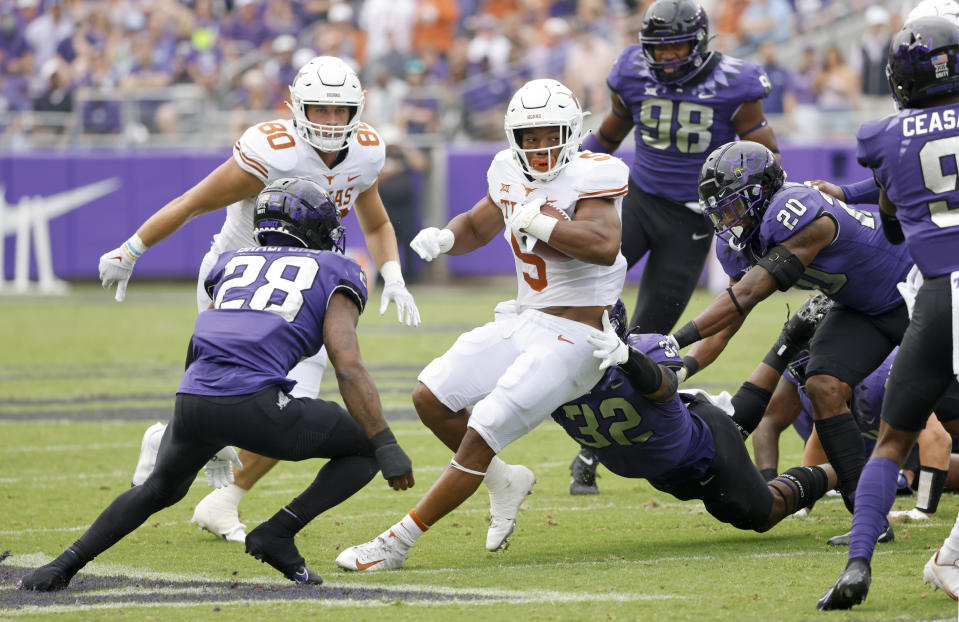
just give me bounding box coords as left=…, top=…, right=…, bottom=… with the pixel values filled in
left=487, top=150, right=629, bottom=309
left=178, top=247, right=367, bottom=396
left=213, top=118, right=386, bottom=254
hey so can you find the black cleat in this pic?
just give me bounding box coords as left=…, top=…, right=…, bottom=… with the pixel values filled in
left=17, top=564, right=73, bottom=591
left=570, top=447, right=600, bottom=495
left=245, top=523, right=323, bottom=585
left=827, top=522, right=894, bottom=546
left=817, top=558, right=871, bottom=610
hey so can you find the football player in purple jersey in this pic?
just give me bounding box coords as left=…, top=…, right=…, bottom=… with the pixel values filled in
left=17, top=178, right=414, bottom=591
left=819, top=17, right=959, bottom=610
left=667, top=140, right=914, bottom=533
left=569, top=0, right=781, bottom=493
left=553, top=295, right=837, bottom=534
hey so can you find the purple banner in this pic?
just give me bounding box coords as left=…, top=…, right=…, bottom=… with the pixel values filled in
left=0, top=142, right=868, bottom=283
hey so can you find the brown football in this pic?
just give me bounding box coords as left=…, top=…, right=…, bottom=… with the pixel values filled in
left=529, top=203, right=573, bottom=262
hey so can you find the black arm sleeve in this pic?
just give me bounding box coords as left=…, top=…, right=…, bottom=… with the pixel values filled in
left=879, top=210, right=905, bottom=245
left=620, top=347, right=664, bottom=395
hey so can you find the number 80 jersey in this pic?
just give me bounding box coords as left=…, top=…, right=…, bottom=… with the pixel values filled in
left=178, top=247, right=367, bottom=396
left=212, top=118, right=385, bottom=255
left=608, top=48, right=770, bottom=203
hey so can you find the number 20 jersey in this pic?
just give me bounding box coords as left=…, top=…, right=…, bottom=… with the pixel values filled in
left=715, top=182, right=913, bottom=315
left=178, top=247, right=367, bottom=396
left=214, top=118, right=385, bottom=254
left=857, top=103, right=959, bottom=278
left=608, top=49, right=770, bottom=202
left=487, top=149, right=629, bottom=309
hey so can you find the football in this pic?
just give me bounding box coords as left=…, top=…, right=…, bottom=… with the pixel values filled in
left=528, top=203, right=573, bottom=262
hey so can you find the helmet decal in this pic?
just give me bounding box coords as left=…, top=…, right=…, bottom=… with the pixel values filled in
left=254, top=177, right=346, bottom=253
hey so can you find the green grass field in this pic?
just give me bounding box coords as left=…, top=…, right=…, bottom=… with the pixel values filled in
left=1, top=281, right=957, bottom=621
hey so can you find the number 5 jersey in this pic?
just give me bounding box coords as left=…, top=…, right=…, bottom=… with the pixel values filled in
left=179, top=247, right=367, bottom=396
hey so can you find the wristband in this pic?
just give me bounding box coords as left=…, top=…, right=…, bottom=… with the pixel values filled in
left=682, top=355, right=700, bottom=378
left=123, top=233, right=147, bottom=261
left=370, top=427, right=398, bottom=449
left=673, top=322, right=701, bottom=348
left=379, top=260, right=405, bottom=285
left=524, top=212, right=559, bottom=243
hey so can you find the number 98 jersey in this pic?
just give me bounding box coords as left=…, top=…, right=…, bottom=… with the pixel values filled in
left=178, top=247, right=367, bottom=396
left=608, top=47, right=770, bottom=202
left=213, top=118, right=386, bottom=254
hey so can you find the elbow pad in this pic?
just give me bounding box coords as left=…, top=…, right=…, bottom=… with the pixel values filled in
left=757, top=245, right=805, bottom=291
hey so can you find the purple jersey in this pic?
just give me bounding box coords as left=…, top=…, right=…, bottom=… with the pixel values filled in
left=608, top=49, right=770, bottom=201
left=178, top=247, right=367, bottom=396
left=550, top=333, right=715, bottom=484
left=857, top=105, right=959, bottom=277
left=716, top=183, right=912, bottom=315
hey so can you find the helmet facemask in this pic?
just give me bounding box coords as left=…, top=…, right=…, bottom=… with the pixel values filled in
left=702, top=185, right=767, bottom=249
left=640, top=0, right=712, bottom=85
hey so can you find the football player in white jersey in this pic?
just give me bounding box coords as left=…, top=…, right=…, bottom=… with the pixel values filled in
left=333, top=79, right=630, bottom=571
left=97, top=56, right=420, bottom=543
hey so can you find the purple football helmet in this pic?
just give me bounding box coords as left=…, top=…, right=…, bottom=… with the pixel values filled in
left=254, top=177, right=345, bottom=253
left=641, top=0, right=713, bottom=85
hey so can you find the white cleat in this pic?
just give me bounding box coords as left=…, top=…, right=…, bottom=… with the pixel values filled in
left=131, top=422, right=166, bottom=487
left=335, top=529, right=410, bottom=572
left=486, top=464, right=537, bottom=552
left=889, top=507, right=930, bottom=520
left=191, top=488, right=247, bottom=542
left=924, top=550, right=959, bottom=600
left=791, top=507, right=810, bottom=518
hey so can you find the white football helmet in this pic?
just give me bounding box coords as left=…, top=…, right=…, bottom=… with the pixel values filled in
left=504, top=79, right=585, bottom=182
left=287, top=56, right=365, bottom=152
left=907, top=0, right=959, bottom=27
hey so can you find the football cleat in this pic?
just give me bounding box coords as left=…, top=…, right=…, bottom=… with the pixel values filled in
left=486, top=464, right=537, bottom=551
left=245, top=523, right=322, bottom=584
left=569, top=448, right=600, bottom=495
left=131, top=422, right=166, bottom=487
left=192, top=488, right=247, bottom=542
left=923, top=550, right=959, bottom=600
left=889, top=507, right=930, bottom=520
left=817, top=558, right=871, bottom=610
left=335, top=529, right=410, bottom=572
left=827, top=522, right=895, bottom=546
left=17, top=564, right=73, bottom=592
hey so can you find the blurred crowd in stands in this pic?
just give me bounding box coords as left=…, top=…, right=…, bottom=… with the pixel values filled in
left=0, top=0, right=927, bottom=147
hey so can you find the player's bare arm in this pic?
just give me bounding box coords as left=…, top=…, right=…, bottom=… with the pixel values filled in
left=446, top=194, right=506, bottom=255
left=733, top=100, right=780, bottom=160
left=353, top=180, right=403, bottom=268
left=137, top=158, right=264, bottom=247
left=686, top=215, right=836, bottom=340
left=589, top=90, right=634, bottom=152
left=543, top=197, right=621, bottom=265
left=878, top=187, right=906, bottom=244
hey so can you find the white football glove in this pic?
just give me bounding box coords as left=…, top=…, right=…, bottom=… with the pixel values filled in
left=410, top=227, right=454, bottom=261
left=98, top=235, right=146, bottom=302
left=587, top=310, right=630, bottom=371
left=380, top=281, right=421, bottom=326
left=508, top=197, right=549, bottom=245
left=203, top=446, right=242, bottom=489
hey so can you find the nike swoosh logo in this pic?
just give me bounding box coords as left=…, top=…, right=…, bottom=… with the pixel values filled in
left=578, top=455, right=595, bottom=466
left=692, top=232, right=711, bottom=241
left=109, top=255, right=122, bottom=261
left=558, top=335, right=574, bottom=344
left=348, top=175, right=360, bottom=182
left=293, top=568, right=309, bottom=582
left=355, top=558, right=384, bottom=571
left=698, top=474, right=715, bottom=486
left=610, top=379, right=623, bottom=389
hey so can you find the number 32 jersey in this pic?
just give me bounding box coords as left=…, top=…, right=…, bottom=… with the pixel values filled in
left=178, top=247, right=367, bottom=396
left=487, top=150, right=629, bottom=309
left=212, top=118, right=385, bottom=254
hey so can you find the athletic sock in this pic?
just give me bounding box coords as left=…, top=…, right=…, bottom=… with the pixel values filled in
left=815, top=413, right=866, bottom=510
left=389, top=511, right=427, bottom=548
left=266, top=506, right=307, bottom=538
left=484, top=456, right=510, bottom=490
left=848, top=457, right=899, bottom=563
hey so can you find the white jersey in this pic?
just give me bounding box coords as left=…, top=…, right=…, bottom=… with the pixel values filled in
left=213, top=118, right=386, bottom=254
left=486, top=149, right=629, bottom=309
